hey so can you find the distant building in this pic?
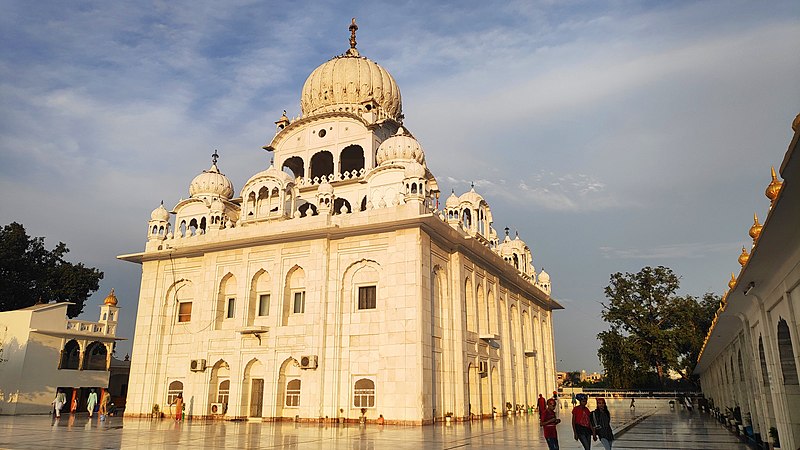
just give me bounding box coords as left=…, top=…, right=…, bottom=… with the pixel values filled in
left=581, top=370, right=603, bottom=383
left=119, top=21, right=562, bottom=424
left=0, top=290, right=125, bottom=415
left=695, top=114, right=800, bottom=448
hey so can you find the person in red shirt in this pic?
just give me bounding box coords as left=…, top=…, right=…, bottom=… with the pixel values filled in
left=572, top=393, right=595, bottom=450
left=541, top=398, right=561, bottom=450
left=537, top=394, right=546, bottom=416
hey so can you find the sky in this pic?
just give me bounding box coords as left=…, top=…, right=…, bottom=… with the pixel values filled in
left=1, top=0, right=798, bottom=373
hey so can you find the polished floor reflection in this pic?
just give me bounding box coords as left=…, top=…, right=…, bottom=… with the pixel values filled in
left=0, top=399, right=751, bottom=449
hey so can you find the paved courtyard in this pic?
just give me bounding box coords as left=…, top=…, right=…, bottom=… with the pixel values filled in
left=0, top=399, right=751, bottom=449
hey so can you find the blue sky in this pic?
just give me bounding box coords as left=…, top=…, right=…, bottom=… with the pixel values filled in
left=1, top=1, right=798, bottom=372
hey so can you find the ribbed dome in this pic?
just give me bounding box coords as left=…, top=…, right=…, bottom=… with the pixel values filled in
left=210, top=198, right=225, bottom=213
left=538, top=270, right=550, bottom=283
left=404, top=162, right=426, bottom=179
left=243, top=165, right=295, bottom=192
left=459, top=186, right=484, bottom=205
left=445, top=191, right=460, bottom=208
left=103, top=288, right=118, bottom=306
left=190, top=163, right=234, bottom=199
left=150, top=203, right=170, bottom=222
left=300, top=50, right=401, bottom=120
left=318, top=181, right=333, bottom=195
left=376, top=127, right=425, bottom=165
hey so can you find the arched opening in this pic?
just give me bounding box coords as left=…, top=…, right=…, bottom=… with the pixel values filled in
left=276, top=357, right=301, bottom=417
left=461, top=209, right=472, bottom=230
left=340, top=145, right=365, bottom=176
left=83, top=341, right=108, bottom=370
left=759, top=336, right=769, bottom=386
left=282, top=156, right=304, bottom=179
left=778, top=318, right=799, bottom=384
left=60, top=340, right=80, bottom=370
left=242, top=359, right=265, bottom=418
left=310, top=151, right=334, bottom=180
left=200, top=217, right=207, bottom=232
left=298, top=202, right=317, bottom=217
left=247, top=191, right=256, bottom=216
left=209, top=360, right=230, bottom=415
left=360, top=196, right=367, bottom=211
left=282, top=266, right=306, bottom=326
left=738, top=349, right=744, bottom=382
left=353, top=378, right=375, bottom=408
left=333, top=198, right=351, bottom=215
left=248, top=270, right=271, bottom=326
left=167, top=380, right=183, bottom=406
left=465, top=278, right=475, bottom=332
left=216, top=273, right=237, bottom=329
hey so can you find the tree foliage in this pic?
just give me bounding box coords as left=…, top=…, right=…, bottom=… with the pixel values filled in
left=0, top=222, right=103, bottom=318
left=597, top=266, right=717, bottom=389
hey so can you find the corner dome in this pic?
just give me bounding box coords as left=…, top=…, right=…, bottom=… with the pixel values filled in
left=376, top=127, right=425, bottom=165
left=150, top=202, right=170, bottom=222
left=538, top=269, right=550, bottom=283
left=300, top=20, right=402, bottom=121
left=445, top=191, right=460, bottom=208
left=404, top=162, right=426, bottom=179
left=318, top=181, right=333, bottom=195
left=243, top=164, right=295, bottom=191
left=190, top=162, right=234, bottom=200
left=103, top=288, right=118, bottom=306
left=459, top=186, right=484, bottom=205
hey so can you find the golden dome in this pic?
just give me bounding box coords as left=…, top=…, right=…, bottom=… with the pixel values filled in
left=728, top=272, right=736, bottom=290
left=765, top=166, right=783, bottom=203
left=749, top=213, right=762, bottom=241
left=103, top=288, right=118, bottom=306
left=738, top=246, right=750, bottom=267
left=300, top=20, right=402, bottom=120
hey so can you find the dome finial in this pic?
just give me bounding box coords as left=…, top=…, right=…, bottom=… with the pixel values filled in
left=212, top=149, right=219, bottom=165
left=346, top=18, right=360, bottom=56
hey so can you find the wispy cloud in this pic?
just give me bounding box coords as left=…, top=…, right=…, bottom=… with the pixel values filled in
left=599, top=242, right=741, bottom=260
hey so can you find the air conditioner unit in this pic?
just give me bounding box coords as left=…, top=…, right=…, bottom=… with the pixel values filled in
left=190, top=359, right=207, bottom=372
left=479, top=360, right=489, bottom=376
left=299, top=355, right=318, bottom=369
left=210, top=402, right=224, bottom=415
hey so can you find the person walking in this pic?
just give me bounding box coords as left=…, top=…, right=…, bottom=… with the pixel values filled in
left=591, top=397, right=614, bottom=450
left=541, top=398, right=561, bottom=450
left=86, top=389, right=98, bottom=418
left=172, top=393, right=184, bottom=421
left=51, top=390, right=66, bottom=418
left=629, top=397, right=635, bottom=409
left=98, top=392, right=111, bottom=421
left=572, top=393, right=594, bottom=450
left=537, top=394, right=546, bottom=416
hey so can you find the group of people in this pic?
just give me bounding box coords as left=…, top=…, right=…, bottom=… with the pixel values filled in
left=52, top=388, right=112, bottom=421
left=538, top=392, right=615, bottom=450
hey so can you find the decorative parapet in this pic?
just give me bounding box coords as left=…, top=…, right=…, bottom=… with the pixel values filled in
left=66, top=320, right=115, bottom=336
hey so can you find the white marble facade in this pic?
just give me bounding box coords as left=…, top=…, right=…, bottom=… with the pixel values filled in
left=120, top=22, right=561, bottom=425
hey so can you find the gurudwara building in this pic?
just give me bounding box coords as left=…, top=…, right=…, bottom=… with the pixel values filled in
left=120, top=21, right=561, bottom=424
left=695, top=113, right=800, bottom=448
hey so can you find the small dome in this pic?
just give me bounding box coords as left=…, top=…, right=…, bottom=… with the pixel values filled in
left=538, top=269, right=550, bottom=283
left=150, top=202, right=169, bottom=222
left=765, top=166, right=783, bottom=202
left=318, top=181, right=333, bottom=195
left=445, top=190, right=460, bottom=208
left=103, top=288, right=118, bottom=306
left=210, top=198, right=225, bottom=212
left=376, top=127, right=425, bottom=165
left=243, top=164, right=295, bottom=192
left=190, top=163, right=234, bottom=199
left=738, top=247, right=750, bottom=267
left=728, top=272, right=736, bottom=290
left=404, top=162, right=426, bottom=179
left=749, top=213, right=762, bottom=241
left=460, top=186, right=484, bottom=205
left=300, top=21, right=401, bottom=120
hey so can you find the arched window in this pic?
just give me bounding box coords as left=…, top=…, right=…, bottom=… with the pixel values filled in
left=333, top=198, right=351, bottom=215
left=461, top=209, right=472, bottom=230
left=738, top=349, right=744, bottom=382
left=167, top=380, right=183, bottom=405
left=60, top=340, right=80, bottom=370
left=310, top=151, right=334, bottom=180
left=778, top=318, right=799, bottom=384
left=759, top=335, right=769, bottom=386
left=353, top=378, right=375, bottom=408
left=218, top=379, right=230, bottom=405
left=340, top=145, right=365, bottom=176
left=298, top=202, right=317, bottom=217
left=285, top=379, right=301, bottom=407
left=83, top=341, right=108, bottom=370
left=282, top=156, right=304, bottom=179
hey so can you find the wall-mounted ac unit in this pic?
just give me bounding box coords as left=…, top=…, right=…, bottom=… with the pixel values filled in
left=210, top=402, right=224, bottom=415
left=190, top=359, right=207, bottom=372
left=299, top=355, right=318, bottom=369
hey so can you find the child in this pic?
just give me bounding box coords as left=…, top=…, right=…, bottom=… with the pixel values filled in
left=541, top=398, right=561, bottom=450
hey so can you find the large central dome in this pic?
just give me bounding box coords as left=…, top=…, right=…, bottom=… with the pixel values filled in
left=300, top=20, right=402, bottom=121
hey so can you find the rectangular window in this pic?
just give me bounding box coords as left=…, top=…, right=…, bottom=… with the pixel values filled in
left=293, top=291, right=305, bottom=314
left=258, top=294, right=270, bottom=316
left=178, top=302, right=192, bottom=323
left=226, top=298, right=235, bottom=319
left=358, top=286, right=377, bottom=310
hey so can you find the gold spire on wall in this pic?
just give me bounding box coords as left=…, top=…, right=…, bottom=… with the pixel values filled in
left=765, top=166, right=783, bottom=204
left=738, top=246, right=750, bottom=267
left=749, top=213, right=763, bottom=242
left=728, top=272, right=736, bottom=290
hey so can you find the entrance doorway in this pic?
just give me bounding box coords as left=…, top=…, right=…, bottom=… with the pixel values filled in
left=250, top=379, right=264, bottom=417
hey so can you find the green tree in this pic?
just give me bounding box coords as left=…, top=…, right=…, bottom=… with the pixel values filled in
left=0, top=222, right=103, bottom=318
left=563, top=371, right=582, bottom=387
left=597, top=266, right=718, bottom=389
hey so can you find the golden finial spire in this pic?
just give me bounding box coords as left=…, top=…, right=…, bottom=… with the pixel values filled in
left=738, top=246, right=750, bottom=267
left=104, top=288, right=118, bottom=306
left=765, top=166, right=783, bottom=204
left=728, top=272, right=736, bottom=290
left=749, top=213, right=763, bottom=242
left=346, top=18, right=360, bottom=56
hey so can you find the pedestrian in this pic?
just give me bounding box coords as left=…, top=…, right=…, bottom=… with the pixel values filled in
left=537, top=394, right=546, bottom=415
left=70, top=395, right=77, bottom=414
left=684, top=396, right=693, bottom=413
left=572, top=393, right=594, bottom=450
left=98, top=391, right=111, bottom=421
left=629, top=398, right=635, bottom=409
left=172, top=393, right=183, bottom=421
left=591, top=397, right=614, bottom=450
left=571, top=392, right=577, bottom=407
left=541, top=398, right=561, bottom=450
left=51, top=390, right=66, bottom=418
left=87, top=389, right=98, bottom=417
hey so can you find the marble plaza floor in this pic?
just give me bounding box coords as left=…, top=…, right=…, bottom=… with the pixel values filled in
left=0, top=400, right=752, bottom=449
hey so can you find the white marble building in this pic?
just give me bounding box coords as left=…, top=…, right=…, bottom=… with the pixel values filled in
left=695, top=114, right=800, bottom=448
left=120, top=21, right=561, bottom=425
